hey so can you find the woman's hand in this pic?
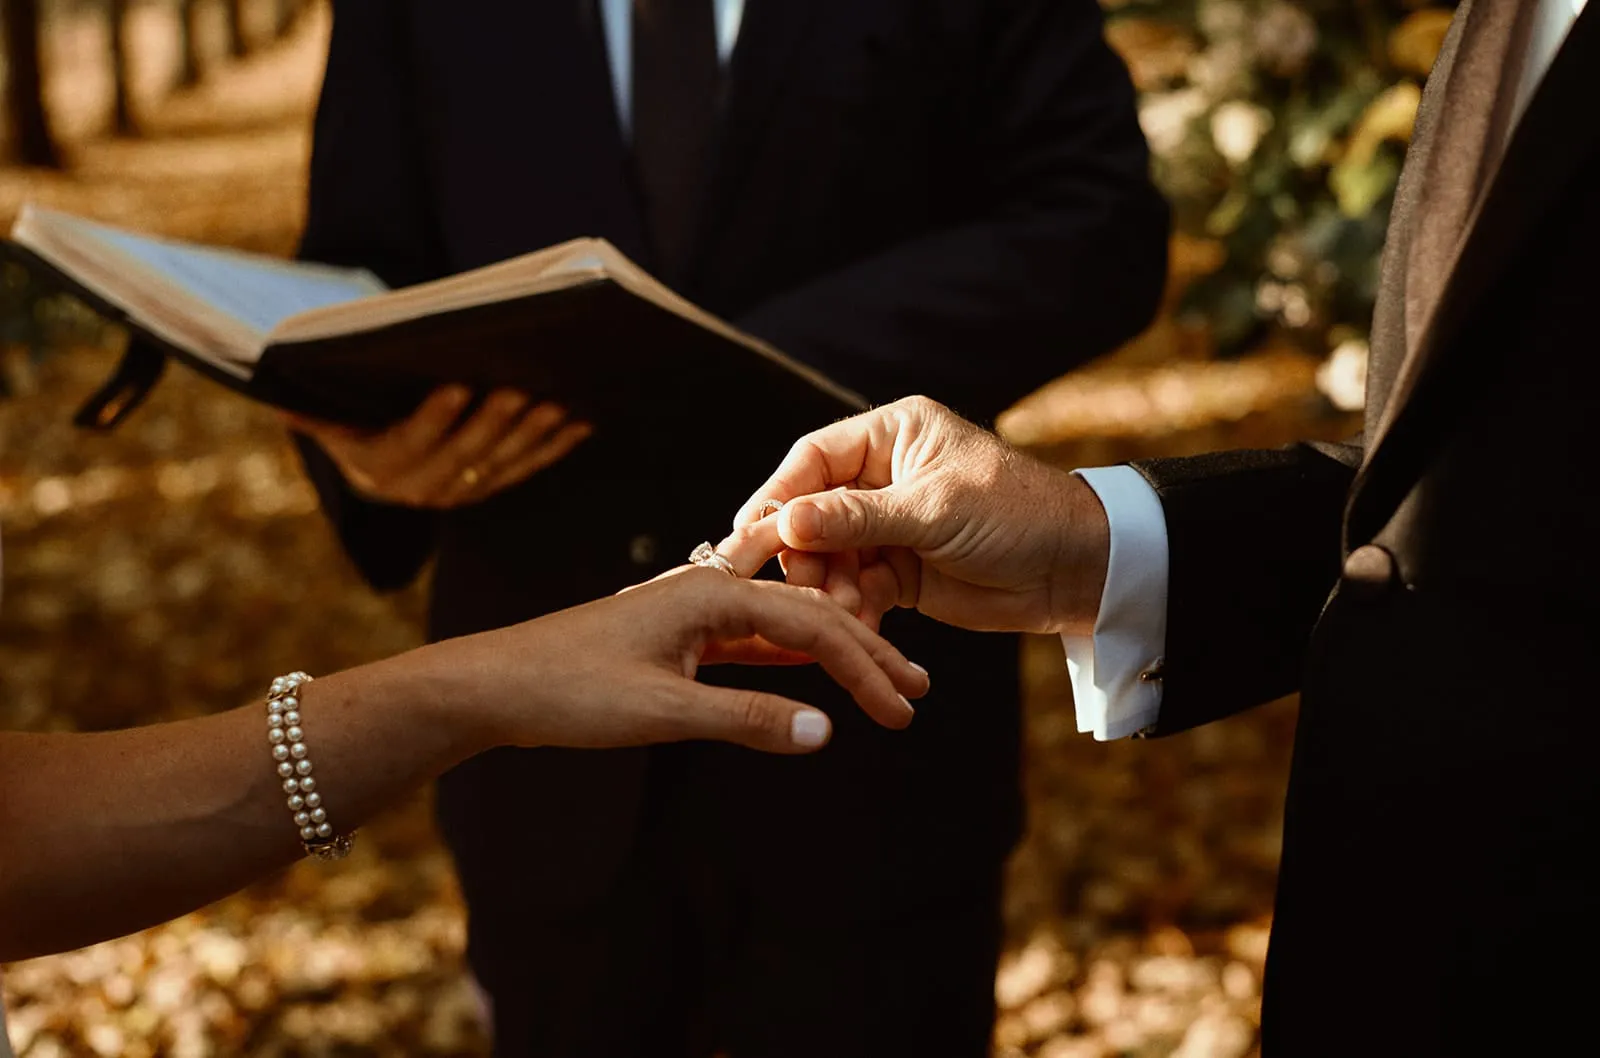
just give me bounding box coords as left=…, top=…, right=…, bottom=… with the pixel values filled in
left=394, top=568, right=928, bottom=756
left=0, top=566, right=919, bottom=962
left=287, top=385, right=592, bottom=508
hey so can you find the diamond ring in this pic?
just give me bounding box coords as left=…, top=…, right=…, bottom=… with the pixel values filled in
left=688, top=542, right=738, bottom=576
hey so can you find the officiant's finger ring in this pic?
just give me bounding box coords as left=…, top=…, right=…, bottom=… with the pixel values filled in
left=755, top=499, right=785, bottom=518
left=460, top=466, right=482, bottom=488
left=688, top=542, right=738, bottom=576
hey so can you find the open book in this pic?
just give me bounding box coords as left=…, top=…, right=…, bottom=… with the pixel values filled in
left=4, top=205, right=864, bottom=432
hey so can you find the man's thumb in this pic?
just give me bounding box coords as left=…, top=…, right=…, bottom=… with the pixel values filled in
left=778, top=488, right=917, bottom=553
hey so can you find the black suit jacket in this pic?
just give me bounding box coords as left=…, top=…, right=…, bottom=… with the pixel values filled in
left=1128, top=4, right=1599, bottom=1051
left=296, top=0, right=1165, bottom=962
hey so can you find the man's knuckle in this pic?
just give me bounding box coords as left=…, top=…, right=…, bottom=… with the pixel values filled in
left=840, top=492, right=872, bottom=536
left=784, top=436, right=815, bottom=468
left=903, top=395, right=950, bottom=423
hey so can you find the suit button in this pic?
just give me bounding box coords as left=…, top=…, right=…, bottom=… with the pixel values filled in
left=1342, top=544, right=1398, bottom=601
left=629, top=534, right=659, bottom=566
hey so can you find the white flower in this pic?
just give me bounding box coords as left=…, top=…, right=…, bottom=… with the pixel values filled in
left=1210, top=100, right=1273, bottom=166
left=1316, top=338, right=1369, bottom=412
left=1139, top=88, right=1208, bottom=156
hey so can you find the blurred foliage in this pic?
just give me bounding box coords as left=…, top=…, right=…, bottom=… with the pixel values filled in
left=0, top=261, right=110, bottom=396
left=1106, top=0, right=1458, bottom=357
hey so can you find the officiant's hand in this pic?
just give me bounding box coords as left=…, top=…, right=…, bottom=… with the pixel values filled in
left=286, top=385, right=592, bottom=508
left=716, top=396, right=1110, bottom=636
left=389, top=567, right=925, bottom=755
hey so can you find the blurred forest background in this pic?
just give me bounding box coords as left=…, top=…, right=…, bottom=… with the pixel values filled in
left=0, top=1, right=1454, bottom=1055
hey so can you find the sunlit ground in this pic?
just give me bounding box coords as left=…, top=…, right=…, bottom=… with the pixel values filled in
left=1, top=5, right=1357, bottom=1055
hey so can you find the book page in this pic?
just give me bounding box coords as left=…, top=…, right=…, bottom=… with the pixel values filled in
left=12, top=208, right=386, bottom=358
left=83, top=224, right=386, bottom=335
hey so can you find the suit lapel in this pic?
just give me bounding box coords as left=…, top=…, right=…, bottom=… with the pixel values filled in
left=1358, top=0, right=1475, bottom=439
left=1347, top=2, right=1600, bottom=543
left=1397, top=0, right=1538, bottom=362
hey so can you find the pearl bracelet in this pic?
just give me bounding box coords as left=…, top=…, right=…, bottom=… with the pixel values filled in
left=267, top=671, right=355, bottom=861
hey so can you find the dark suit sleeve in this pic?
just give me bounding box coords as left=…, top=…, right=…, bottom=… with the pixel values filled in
left=291, top=0, right=448, bottom=592
left=1129, top=440, right=1360, bottom=736
left=734, top=0, right=1168, bottom=425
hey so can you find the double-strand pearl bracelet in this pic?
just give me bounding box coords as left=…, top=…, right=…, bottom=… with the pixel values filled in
left=267, top=671, right=355, bottom=861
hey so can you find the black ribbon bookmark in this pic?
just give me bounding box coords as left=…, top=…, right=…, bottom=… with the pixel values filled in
left=72, top=337, right=166, bottom=430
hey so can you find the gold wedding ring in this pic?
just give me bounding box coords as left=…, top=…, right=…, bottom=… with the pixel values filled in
left=755, top=499, right=785, bottom=518
left=460, top=466, right=482, bottom=488
left=688, top=542, right=738, bottom=576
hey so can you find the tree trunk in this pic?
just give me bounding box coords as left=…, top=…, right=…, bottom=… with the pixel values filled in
left=1, top=0, right=61, bottom=167
left=108, top=0, right=138, bottom=134
left=224, top=0, right=249, bottom=57
left=176, top=0, right=206, bottom=87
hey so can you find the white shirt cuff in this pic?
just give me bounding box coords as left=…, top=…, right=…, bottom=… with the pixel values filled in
left=1061, top=465, right=1169, bottom=740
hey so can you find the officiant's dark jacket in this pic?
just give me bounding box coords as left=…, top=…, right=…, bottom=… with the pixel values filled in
left=1130, top=3, right=1599, bottom=1052
left=297, top=1, right=1165, bottom=1053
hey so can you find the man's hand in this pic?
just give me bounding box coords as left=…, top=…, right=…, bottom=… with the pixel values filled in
left=287, top=385, right=592, bottom=509
left=717, top=396, right=1112, bottom=636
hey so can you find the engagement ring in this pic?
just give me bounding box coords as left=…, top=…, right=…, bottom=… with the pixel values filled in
left=688, top=543, right=738, bottom=576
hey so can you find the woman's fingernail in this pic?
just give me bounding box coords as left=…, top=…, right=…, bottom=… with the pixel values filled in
left=909, top=662, right=929, bottom=678
left=899, top=694, right=916, bottom=715
left=791, top=710, right=831, bottom=749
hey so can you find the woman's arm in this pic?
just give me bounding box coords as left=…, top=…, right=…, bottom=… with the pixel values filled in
left=0, top=658, right=472, bottom=961
left=0, top=570, right=925, bottom=961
